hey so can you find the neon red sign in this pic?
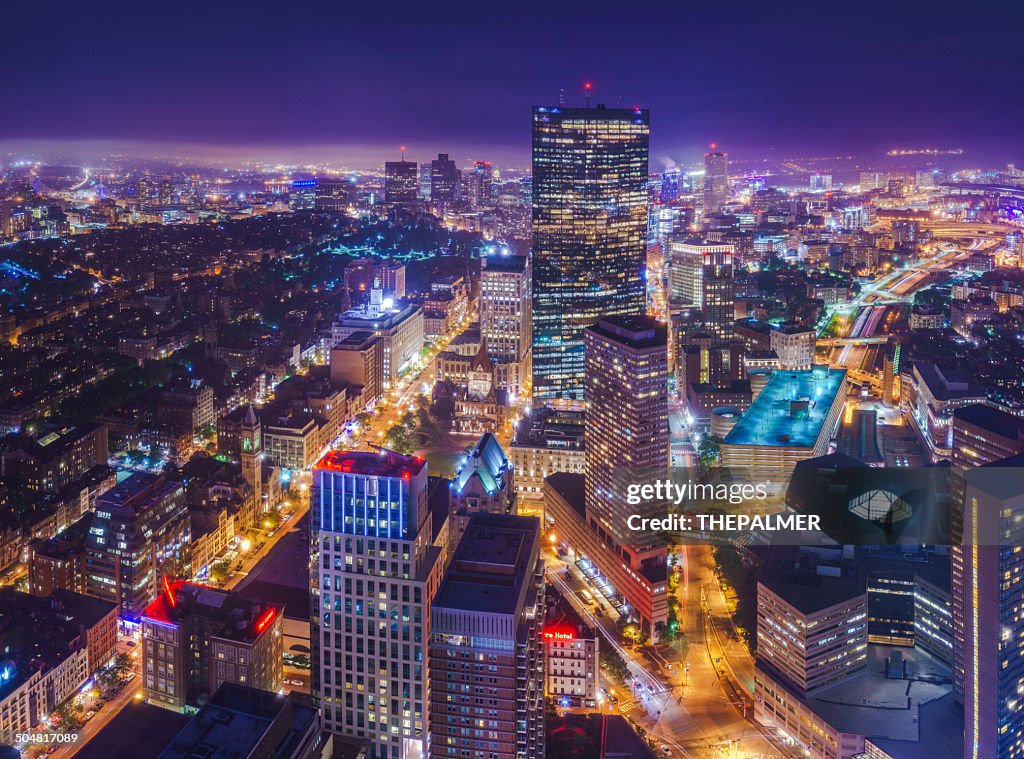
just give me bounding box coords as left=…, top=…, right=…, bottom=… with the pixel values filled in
left=255, top=608, right=277, bottom=634
left=163, top=576, right=177, bottom=608
left=543, top=629, right=575, bottom=641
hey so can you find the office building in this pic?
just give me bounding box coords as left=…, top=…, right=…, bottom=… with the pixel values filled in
left=509, top=409, right=585, bottom=509
left=951, top=404, right=1023, bottom=468
left=261, top=413, right=325, bottom=471
left=377, top=262, right=407, bottom=301
left=810, top=174, right=833, bottom=193
left=331, top=331, right=383, bottom=410
left=531, top=105, right=649, bottom=404
left=480, top=253, right=532, bottom=399
left=315, top=177, right=356, bottom=212
left=429, top=513, right=545, bottom=759
left=540, top=315, right=670, bottom=641
left=311, top=449, right=443, bottom=759
left=331, top=282, right=424, bottom=390
left=141, top=581, right=283, bottom=711
left=770, top=324, right=816, bottom=371
left=85, top=473, right=190, bottom=613
left=289, top=179, right=318, bottom=211
left=956, top=460, right=1024, bottom=759
left=466, top=160, right=494, bottom=209
left=703, top=150, right=729, bottom=214
left=385, top=160, right=419, bottom=205
left=429, top=153, right=460, bottom=208
left=1, top=422, right=108, bottom=493
left=904, top=362, right=987, bottom=462
left=447, top=433, right=516, bottom=558
left=583, top=315, right=669, bottom=543
left=665, top=238, right=735, bottom=341
left=756, top=547, right=868, bottom=695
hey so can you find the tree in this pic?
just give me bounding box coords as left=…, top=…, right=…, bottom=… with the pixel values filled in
left=97, top=665, right=118, bottom=691
left=51, top=700, right=83, bottom=730
left=599, top=645, right=630, bottom=684
left=661, top=607, right=681, bottom=644
left=111, top=652, right=133, bottom=681
left=262, top=510, right=282, bottom=531
left=383, top=424, right=415, bottom=454
left=210, top=559, right=231, bottom=584
left=430, top=395, right=455, bottom=427
left=698, top=435, right=722, bottom=469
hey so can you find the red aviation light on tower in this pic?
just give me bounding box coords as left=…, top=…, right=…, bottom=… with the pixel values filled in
left=255, top=607, right=277, bottom=634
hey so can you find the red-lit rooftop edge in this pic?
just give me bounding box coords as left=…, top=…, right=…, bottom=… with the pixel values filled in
left=314, top=447, right=426, bottom=479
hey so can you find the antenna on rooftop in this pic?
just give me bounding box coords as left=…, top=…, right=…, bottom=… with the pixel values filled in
left=584, top=82, right=592, bottom=108
left=559, top=88, right=566, bottom=107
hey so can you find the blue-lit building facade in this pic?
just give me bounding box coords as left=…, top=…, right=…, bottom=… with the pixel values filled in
left=310, top=449, right=443, bottom=759
left=531, top=105, right=650, bottom=405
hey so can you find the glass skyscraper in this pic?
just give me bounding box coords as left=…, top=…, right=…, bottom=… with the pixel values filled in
left=531, top=105, right=650, bottom=405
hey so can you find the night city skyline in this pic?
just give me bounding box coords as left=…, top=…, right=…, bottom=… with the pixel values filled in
left=5, top=3, right=1024, bottom=759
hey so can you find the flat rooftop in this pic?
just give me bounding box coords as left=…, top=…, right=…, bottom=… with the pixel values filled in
left=512, top=409, right=585, bottom=450
left=724, top=367, right=846, bottom=448
left=586, top=314, right=667, bottom=350
left=953, top=403, right=1022, bottom=440
left=142, top=581, right=279, bottom=643
left=78, top=700, right=190, bottom=759
left=158, top=683, right=317, bottom=759
left=757, top=546, right=864, bottom=615
left=433, top=514, right=538, bottom=616
left=314, top=448, right=426, bottom=478
left=96, top=473, right=182, bottom=513
left=766, top=645, right=955, bottom=747
left=482, top=254, right=528, bottom=273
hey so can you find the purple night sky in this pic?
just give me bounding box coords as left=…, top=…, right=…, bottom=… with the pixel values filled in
left=3, top=0, right=1022, bottom=167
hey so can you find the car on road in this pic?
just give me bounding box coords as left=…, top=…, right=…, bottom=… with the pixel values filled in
left=659, top=744, right=673, bottom=756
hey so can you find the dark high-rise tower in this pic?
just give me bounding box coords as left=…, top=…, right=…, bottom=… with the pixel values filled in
left=956, top=460, right=1024, bottom=759
left=703, top=149, right=729, bottom=214
left=583, top=314, right=669, bottom=542
left=531, top=104, right=650, bottom=405
left=429, top=513, right=545, bottom=759
left=429, top=153, right=460, bottom=208
left=385, top=159, right=419, bottom=204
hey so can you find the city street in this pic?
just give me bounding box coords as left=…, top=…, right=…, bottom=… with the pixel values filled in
left=543, top=543, right=785, bottom=757
left=43, top=671, right=141, bottom=759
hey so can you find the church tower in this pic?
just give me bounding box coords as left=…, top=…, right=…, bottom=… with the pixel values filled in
left=240, top=405, right=263, bottom=525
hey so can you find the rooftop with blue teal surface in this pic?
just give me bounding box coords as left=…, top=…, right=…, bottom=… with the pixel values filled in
left=724, top=367, right=847, bottom=448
